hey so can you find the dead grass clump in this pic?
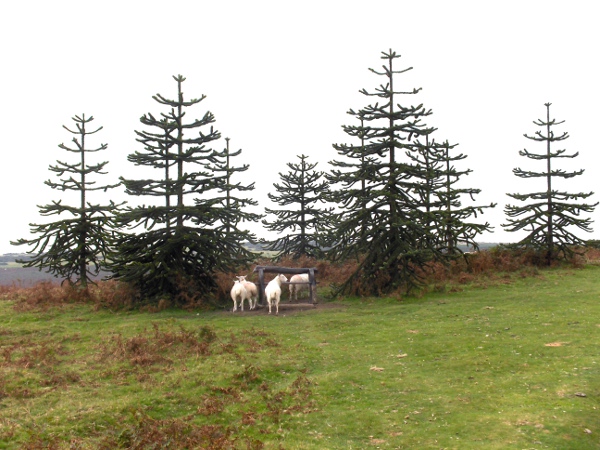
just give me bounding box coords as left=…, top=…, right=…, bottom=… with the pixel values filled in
left=584, top=246, right=600, bottom=262
left=9, top=281, right=68, bottom=311
left=237, top=337, right=264, bottom=353
left=459, top=248, right=542, bottom=274
left=0, top=336, right=76, bottom=400
left=2, top=280, right=140, bottom=312
left=171, top=274, right=214, bottom=311
left=39, top=370, right=82, bottom=387
left=518, top=266, right=540, bottom=278
left=152, top=323, right=214, bottom=356
left=259, top=375, right=317, bottom=424
left=241, top=411, right=256, bottom=426
left=0, top=284, right=16, bottom=297
left=465, top=251, right=495, bottom=274
left=233, top=364, right=261, bottom=387
left=213, top=270, right=241, bottom=305
left=105, top=333, right=171, bottom=367
left=3, top=339, right=66, bottom=369
left=457, top=273, right=475, bottom=285
left=89, top=280, right=139, bottom=310
left=423, top=261, right=453, bottom=283
left=326, top=259, right=360, bottom=286
left=0, top=418, right=18, bottom=443
left=197, top=395, right=225, bottom=416
left=104, top=410, right=238, bottom=450
left=19, top=436, right=63, bottom=450
left=97, top=324, right=221, bottom=369
left=569, top=250, right=588, bottom=268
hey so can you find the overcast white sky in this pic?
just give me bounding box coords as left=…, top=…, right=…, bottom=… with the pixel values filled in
left=1, top=1, right=599, bottom=254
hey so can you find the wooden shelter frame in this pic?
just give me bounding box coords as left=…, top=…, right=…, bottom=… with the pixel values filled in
left=253, top=265, right=318, bottom=305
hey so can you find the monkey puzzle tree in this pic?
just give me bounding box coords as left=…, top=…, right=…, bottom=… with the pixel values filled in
left=503, top=102, right=597, bottom=264
left=11, top=114, right=121, bottom=287
left=327, top=49, right=441, bottom=295
left=326, top=113, right=378, bottom=254
left=262, top=154, right=334, bottom=259
left=409, top=138, right=496, bottom=253
left=109, top=75, right=258, bottom=302
left=404, top=134, right=445, bottom=240
left=211, top=137, right=263, bottom=237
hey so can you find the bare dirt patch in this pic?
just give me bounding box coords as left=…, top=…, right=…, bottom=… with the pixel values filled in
left=228, top=301, right=347, bottom=316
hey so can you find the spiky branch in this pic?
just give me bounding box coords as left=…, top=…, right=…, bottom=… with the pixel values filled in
left=12, top=114, right=122, bottom=287
left=503, top=103, right=597, bottom=263
left=262, top=154, right=334, bottom=259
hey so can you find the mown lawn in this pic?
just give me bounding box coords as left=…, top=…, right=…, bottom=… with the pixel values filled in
left=0, top=265, right=599, bottom=448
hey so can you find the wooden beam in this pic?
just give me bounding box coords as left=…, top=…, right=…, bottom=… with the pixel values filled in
left=253, top=265, right=319, bottom=275
left=253, top=266, right=319, bottom=305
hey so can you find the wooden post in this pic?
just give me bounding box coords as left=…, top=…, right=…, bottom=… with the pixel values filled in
left=257, top=268, right=265, bottom=306
left=309, top=268, right=317, bottom=304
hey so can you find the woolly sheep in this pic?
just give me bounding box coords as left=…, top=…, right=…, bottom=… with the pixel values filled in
left=289, top=273, right=310, bottom=302
left=236, top=275, right=258, bottom=310
left=264, top=273, right=288, bottom=315
left=230, top=279, right=249, bottom=312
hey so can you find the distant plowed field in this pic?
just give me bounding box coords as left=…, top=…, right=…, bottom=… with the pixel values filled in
left=0, top=267, right=108, bottom=286
left=0, top=267, right=58, bottom=286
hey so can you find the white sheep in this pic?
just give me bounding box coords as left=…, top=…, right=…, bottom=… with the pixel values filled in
left=230, top=279, right=249, bottom=312
left=264, top=273, right=288, bottom=315
left=236, top=275, right=258, bottom=310
left=289, top=273, right=310, bottom=302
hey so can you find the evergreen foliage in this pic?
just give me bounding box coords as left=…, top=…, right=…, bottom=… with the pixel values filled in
left=326, top=49, right=442, bottom=295
left=11, top=114, right=121, bottom=287
left=405, top=134, right=446, bottom=241
left=503, top=102, right=597, bottom=263
left=409, top=137, right=496, bottom=253
left=109, top=75, right=259, bottom=302
left=262, top=154, right=333, bottom=259
left=211, top=137, right=263, bottom=237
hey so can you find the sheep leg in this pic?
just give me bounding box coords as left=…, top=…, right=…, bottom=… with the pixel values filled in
left=292, top=285, right=296, bottom=302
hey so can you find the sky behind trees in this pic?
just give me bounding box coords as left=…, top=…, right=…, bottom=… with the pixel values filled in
left=1, top=1, right=598, bottom=254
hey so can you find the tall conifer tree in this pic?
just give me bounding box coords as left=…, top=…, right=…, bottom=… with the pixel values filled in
left=405, top=134, right=445, bottom=240
left=409, top=138, right=496, bottom=252
left=326, top=114, right=377, bottom=254
left=503, top=103, right=596, bottom=263
left=327, top=49, right=440, bottom=295
left=432, top=141, right=495, bottom=252
left=262, top=154, right=333, bottom=259
left=211, top=137, right=262, bottom=237
left=12, top=114, right=121, bottom=287
left=109, top=75, right=258, bottom=302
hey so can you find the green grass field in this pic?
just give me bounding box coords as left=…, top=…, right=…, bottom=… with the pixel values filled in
left=0, top=265, right=599, bottom=448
